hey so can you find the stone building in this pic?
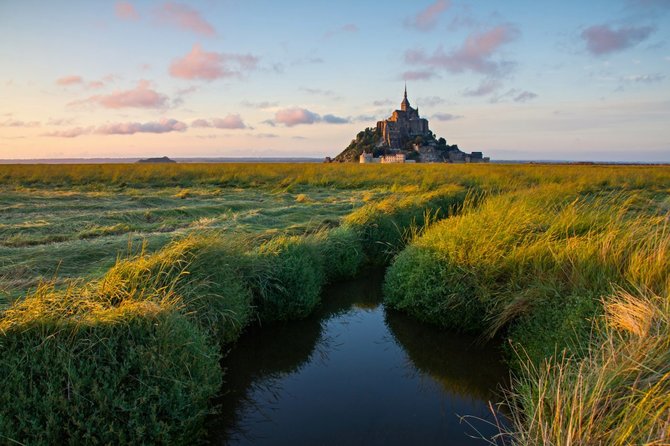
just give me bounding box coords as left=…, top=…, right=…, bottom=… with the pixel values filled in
left=376, top=85, right=429, bottom=149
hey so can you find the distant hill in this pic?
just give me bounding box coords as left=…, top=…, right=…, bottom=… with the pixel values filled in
left=136, top=156, right=176, bottom=164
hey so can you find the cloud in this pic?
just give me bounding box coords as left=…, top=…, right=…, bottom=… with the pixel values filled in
left=72, top=80, right=168, bottom=108
left=353, top=114, right=377, bottom=122
left=44, top=119, right=187, bottom=137
left=405, top=0, right=451, bottom=31
left=169, top=44, right=258, bottom=80
left=115, top=1, right=139, bottom=20
left=87, top=81, right=105, bottom=89
left=253, top=133, right=279, bottom=138
left=581, top=25, right=654, bottom=55
left=274, top=108, right=321, bottom=126
left=402, top=70, right=438, bottom=80
left=621, top=73, right=665, bottom=83
left=154, top=2, right=215, bottom=36
left=488, top=88, right=538, bottom=103
left=405, top=25, right=519, bottom=76
left=241, top=100, right=278, bottom=109
left=0, top=119, right=40, bottom=127
left=462, top=79, right=502, bottom=96
left=417, top=96, right=446, bottom=107
left=42, top=126, right=93, bottom=138
left=323, top=23, right=359, bottom=39
left=264, top=108, right=350, bottom=126
left=95, top=118, right=187, bottom=135
left=432, top=113, right=462, bottom=121
left=56, top=75, right=83, bottom=86
left=322, top=114, right=349, bottom=124
left=300, top=87, right=336, bottom=96
left=373, top=99, right=393, bottom=106
left=513, top=91, right=538, bottom=102
left=191, top=115, right=246, bottom=129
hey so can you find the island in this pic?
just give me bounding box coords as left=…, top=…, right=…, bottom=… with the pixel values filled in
left=333, top=86, right=489, bottom=163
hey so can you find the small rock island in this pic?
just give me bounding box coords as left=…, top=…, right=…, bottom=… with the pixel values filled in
left=136, top=156, right=176, bottom=164
left=333, top=86, right=488, bottom=163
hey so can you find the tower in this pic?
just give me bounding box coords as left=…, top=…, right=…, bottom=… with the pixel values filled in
left=400, top=83, right=410, bottom=112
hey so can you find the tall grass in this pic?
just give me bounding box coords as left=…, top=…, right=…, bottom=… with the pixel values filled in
left=343, top=184, right=468, bottom=263
left=385, top=186, right=669, bottom=362
left=98, top=235, right=254, bottom=345
left=504, top=289, right=670, bottom=445
left=0, top=281, right=221, bottom=445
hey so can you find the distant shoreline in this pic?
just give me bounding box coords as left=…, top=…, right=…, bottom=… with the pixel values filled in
left=0, top=157, right=668, bottom=165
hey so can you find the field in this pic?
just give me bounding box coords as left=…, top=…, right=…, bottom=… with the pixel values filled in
left=1, top=163, right=669, bottom=445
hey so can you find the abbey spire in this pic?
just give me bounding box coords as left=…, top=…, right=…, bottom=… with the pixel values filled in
left=400, top=82, right=410, bottom=111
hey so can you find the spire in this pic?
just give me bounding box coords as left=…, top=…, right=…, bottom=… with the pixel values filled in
left=401, top=82, right=410, bottom=111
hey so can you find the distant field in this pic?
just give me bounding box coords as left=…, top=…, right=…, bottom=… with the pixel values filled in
left=1, top=162, right=669, bottom=445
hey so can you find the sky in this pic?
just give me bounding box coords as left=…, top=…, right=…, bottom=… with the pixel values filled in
left=1, top=0, right=669, bottom=161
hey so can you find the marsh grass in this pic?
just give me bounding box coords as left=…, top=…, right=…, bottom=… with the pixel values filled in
left=2, top=163, right=670, bottom=444
left=0, top=279, right=221, bottom=445
left=504, top=290, right=670, bottom=445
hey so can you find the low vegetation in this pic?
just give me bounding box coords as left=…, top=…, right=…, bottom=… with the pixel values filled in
left=1, top=163, right=669, bottom=444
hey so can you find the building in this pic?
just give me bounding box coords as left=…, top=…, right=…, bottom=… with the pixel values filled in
left=359, top=152, right=416, bottom=164
left=376, top=85, right=429, bottom=149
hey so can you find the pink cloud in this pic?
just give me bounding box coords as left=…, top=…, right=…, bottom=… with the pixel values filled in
left=73, top=80, right=168, bottom=109
left=87, top=81, right=105, bottom=89
left=405, top=0, right=451, bottom=31
left=115, top=1, right=139, bottom=20
left=155, top=2, right=215, bottom=36
left=462, top=79, right=502, bottom=96
left=274, top=108, right=321, bottom=126
left=191, top=115, right=247, bottom=129
left=169, top=44, right=259, bottom=80
left=581, top=25, right=654, bottom=55
left=42, top=126, right=93, bottom=138
left=0, top=119, right=40, bottom=127
left=405, top=25, right=519, bottom=75
left=56, top=75, right=83, bottom=86
left=96, top=118, right=186, bottom=135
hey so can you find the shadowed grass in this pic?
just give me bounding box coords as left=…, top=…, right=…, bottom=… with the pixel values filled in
left=0, top=281, right=221, bottom=445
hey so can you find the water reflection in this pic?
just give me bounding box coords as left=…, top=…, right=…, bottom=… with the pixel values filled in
left=208, top=269, right=508, bottom=445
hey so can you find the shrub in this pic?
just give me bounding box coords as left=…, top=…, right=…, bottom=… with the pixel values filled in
left=250, top=235, right=325, bottom=321
left=0, top=284, right=221, bottom=445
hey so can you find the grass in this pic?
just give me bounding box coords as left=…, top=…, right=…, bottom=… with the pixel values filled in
left=1, top=162, right=670, bottom=444
left=384, top=181, right=669, bottom=444
left=503, top=289, right=670, bottom=445
left=0, top=281, right=221, bottom=445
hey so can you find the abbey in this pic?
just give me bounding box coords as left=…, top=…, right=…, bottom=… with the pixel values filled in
left=376, top=85, right=430, bottom=149
left=332, top=85, right=489, bottom=163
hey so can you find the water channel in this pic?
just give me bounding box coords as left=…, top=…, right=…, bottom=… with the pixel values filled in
left=208, top=269, right=509, bottom=445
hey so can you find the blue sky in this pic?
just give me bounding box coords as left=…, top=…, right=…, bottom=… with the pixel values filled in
left=0, top=0, right=668, bottom=161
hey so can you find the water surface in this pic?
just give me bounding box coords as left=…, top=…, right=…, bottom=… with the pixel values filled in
left=209, top=270, right=508, bottom=445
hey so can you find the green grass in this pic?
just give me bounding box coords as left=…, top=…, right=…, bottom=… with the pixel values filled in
left=2, top=162, right=670, bottom=444
left=0, top=281, right=220, bottom=445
